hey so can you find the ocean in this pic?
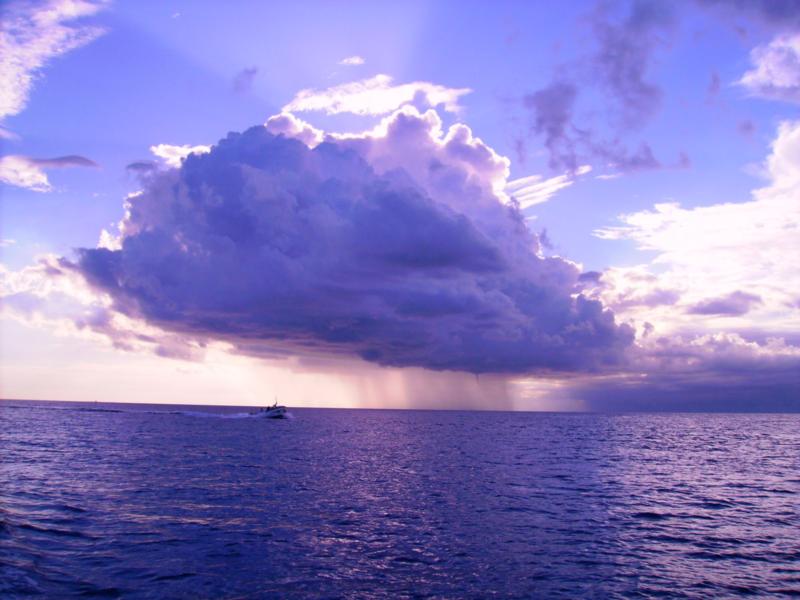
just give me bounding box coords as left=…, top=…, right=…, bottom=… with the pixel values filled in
left=1, top=401, right=798, bottom=598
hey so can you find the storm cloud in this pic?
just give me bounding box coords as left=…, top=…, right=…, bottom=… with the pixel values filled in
left=71, top=108, right=633, bottom=374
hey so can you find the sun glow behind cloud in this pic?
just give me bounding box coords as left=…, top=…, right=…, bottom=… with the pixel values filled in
left=283, top=74, right=471, bottom=116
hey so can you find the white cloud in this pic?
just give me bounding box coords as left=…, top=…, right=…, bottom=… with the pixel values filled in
left=0, top=154, right=97, bottom=191
left=329, top=106, right=511, bottom=213
left=283, top=74, right=471, bottom=116
left=0, top=155, right=52, bottom=191
left=339, top=55, right=365, bottom=66
left=0, top=255, right=203, bottom=359
left=0, top=239, right=16, bottom=248
left=264, top=112, right=323, bottom=147
left=0, top=0, right=107, bottom=122
left=150, top=143, right=211, bottom=168
left=506, top=165, right=591, bottom=208
left=738, top=34, right=800, bottom=104
left=595, top=120, right=800, bottom=336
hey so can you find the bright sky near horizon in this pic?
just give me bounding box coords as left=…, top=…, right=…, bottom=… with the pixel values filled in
left=1, top=0, right=798, bottom=410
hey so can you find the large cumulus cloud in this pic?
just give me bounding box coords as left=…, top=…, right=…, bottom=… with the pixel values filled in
left=70, top=108, right=633, bottom=374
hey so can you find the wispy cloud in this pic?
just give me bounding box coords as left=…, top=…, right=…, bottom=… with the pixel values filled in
left=0, top=0, right=107, bottom=123
left=506, top=165, right=591, bottom=208
left=0, top=154, right=97, bottom=191
left=0, top=126, right=19, bottom=140
left=283, top=74, right=471, bottom=116
left=339, top=55, right=365, bottom=66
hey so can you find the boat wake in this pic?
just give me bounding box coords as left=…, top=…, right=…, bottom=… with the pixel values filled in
left=179, top=410, right=293, bottom=420
left=1, top=403, right=292, bottom=420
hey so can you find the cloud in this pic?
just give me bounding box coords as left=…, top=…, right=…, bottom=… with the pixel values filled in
left=695, top=0, right=800, bottom=30
left=1, top=255, right=205, bottom=359
left=31, top=155, right=97, bottom=168
left=569, top=332, right=800, bottom=411
left=595, top=120, right=800, bottom=336
left=738, top=34, right=800, bottom=104
left=0, top=0, right=106, bottom=122
left=578, top=118, right=800, bottom=409
left=521, top=1, right=675, bottom=172
left=0, top=159, right=51, bottom=191
left=339, top=55, right=365, bottom=66
left=0, top=239, right=16, bottom=248
left=149, top=143, right=211, bottom=168
left=233, top=66, right=258, bottom=93
left=0, top=154, right=97, bottom=191
left=68, top=107, right=633, bottom=374
left=687, top=291, right=762, bottom=316
left=0, top=126, right=19, bottom=140
left=125, top=160, right=157, bottom=174
left=283, top=74, right=471, bottom=116
left=523, top=82, right=579, bottom=171
left=131, top=145, right=214, bottom=174
left=591, top=139, right=662, bottom=171
left=265, top=112, right=323, bottom=147
left=707, top=71, right=721, bottom=99
left=506, top=165, right=592, bottom=209
left=591, top=0, right=674, bottom=129
left=590, top=267, right=682, bottom=311
left=738, top=119, right=756, bottom=137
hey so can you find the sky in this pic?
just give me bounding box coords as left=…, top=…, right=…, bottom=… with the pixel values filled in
left=1, top=0, right=798, bottom=411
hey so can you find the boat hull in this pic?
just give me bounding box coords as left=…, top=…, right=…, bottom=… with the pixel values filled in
left=250, top=407, right=287, bottom=419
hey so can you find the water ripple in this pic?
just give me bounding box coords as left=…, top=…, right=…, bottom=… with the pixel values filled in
left=1, top=403, right=799, bottom=598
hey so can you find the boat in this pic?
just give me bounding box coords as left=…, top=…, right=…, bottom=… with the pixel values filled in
left=250, top=400, right=287, bottom=419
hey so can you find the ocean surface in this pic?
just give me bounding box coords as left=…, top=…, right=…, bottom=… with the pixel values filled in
left=1, top=401, right=799, bottom=598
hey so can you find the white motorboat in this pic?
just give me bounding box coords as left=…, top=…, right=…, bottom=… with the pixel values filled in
left=250, top=402, right=287, bottom=419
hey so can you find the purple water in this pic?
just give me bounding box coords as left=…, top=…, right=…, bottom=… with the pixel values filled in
left=1, top=401, right=799, bottom=598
